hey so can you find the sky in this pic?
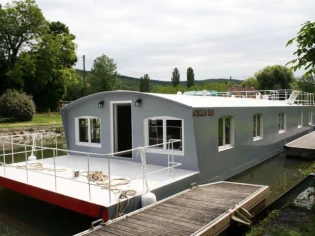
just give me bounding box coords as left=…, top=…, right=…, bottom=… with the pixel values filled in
left=2, top=0, right=315, bottom=81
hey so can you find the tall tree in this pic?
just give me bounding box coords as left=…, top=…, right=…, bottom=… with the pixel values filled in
left=139, top=74, right=150, bottom=92
left=171, top=67, right=180, bottom=87
left=88, top=54, right=121, bottom=94
left=255, top=65, right=294, bottom=90
left=0, top=0, right=46, bottom=91
left=186, top=67, right=195, bottom=88
left=242, top=77, right=259, bottom=89
left=296, top=75, right=315, bottom=93
left=286, top=21, right=315, bottom=77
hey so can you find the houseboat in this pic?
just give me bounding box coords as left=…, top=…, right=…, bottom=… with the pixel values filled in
left=0, top=89, right=314, bottom=220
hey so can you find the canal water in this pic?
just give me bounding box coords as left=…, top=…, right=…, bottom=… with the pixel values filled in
left=0, top=139, right=313, bottom=235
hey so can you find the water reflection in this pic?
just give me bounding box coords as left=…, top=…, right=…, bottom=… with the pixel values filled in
left=229, top=152, right=313, bottom=205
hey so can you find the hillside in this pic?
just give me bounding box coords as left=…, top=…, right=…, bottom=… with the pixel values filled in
left=75, top=69, right=242, bottom=91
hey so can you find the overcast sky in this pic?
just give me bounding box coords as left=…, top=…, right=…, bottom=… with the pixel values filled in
left=3, top=0, right=315, bottom=81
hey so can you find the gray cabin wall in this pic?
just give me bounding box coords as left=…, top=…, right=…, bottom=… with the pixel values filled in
left=61, top=92, right=199, bottom=171
left=194, top=105, right=314, bottom=184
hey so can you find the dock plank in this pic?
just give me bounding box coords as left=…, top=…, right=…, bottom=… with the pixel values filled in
left=84, top=182, right=269, bottom=236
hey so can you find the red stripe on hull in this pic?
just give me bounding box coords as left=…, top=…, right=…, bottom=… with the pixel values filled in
left=0, top=177, right=108, bottom=220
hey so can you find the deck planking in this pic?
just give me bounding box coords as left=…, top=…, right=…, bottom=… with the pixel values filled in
left=83, top=181, right=269, bottom=236
left=285, top=131, right=315, bottom=158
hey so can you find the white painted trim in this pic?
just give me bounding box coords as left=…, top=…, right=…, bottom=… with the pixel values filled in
left=253, top=113, right=263, bottom=141
left=218, top=144, right=233, bottom=152
left=110, top=101, right=133, bottom=156
left=309, top=110, right=313, bottom=125
left=75, top=116, right=102, bottom=148
left=218, top=116, right=234, bottom=151
left=144, top=116, right=185, bottom=155
left=278, top=112, right=286, bottom=133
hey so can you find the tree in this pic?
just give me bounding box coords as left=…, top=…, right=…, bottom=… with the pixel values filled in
left=296, top=75, right=315, bottom=93
left=286, top=21, right=315, bottom=77
left=186, top=67, right=195, bottom=88
left=242, top=77, right=259, bottom=89
left=171, top=67, right=180, bottom=87
left=88, top=54, right=121, bottom=94
left=0, top=1, right=78, bottom=111
left=0, top=0, right=46, bottom=91
left=255, top=65, right=294, bottom=90
left=139, top=74, right=150, bottom=92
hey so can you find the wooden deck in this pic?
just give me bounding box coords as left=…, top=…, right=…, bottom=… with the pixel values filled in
left=285, top=131, right=315, bottom=158
left=82, top=182, right=269, bottom=236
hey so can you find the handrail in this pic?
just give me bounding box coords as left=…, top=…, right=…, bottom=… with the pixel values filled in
left=0, top=134, right=183, bottom=206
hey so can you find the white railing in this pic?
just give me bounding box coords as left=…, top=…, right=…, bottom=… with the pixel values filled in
left=184, top=89, right=314, bottom=105
left=0, top=133, right=182, bottom=205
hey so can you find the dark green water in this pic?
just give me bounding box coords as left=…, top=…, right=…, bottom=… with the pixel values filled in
left=0, top=140, right=313, bottom=235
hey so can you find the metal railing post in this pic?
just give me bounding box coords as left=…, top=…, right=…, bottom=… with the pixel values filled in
left=11, top=136, right=14, bottom=164
left=172, top=142, right=175, bottom=180
left=55, top=133, right=58, bottom=157
left=107, top=154, right=111, bottom=204
left=41, top=134, right=44, bottom=159
left=2, top=143, right=5, bottom=176
left=53, top=149, right=57, bottom=192
left=25, top=145, right=28, bottom=183
left=87, top=154, right=91, bottom=201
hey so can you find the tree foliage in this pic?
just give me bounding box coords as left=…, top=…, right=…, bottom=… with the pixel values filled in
left=87, top=54, right=121, bottom=94
left=152, top=82, right=228, bottom=94
left=286, top=21, right=315, bottom=77
left=186, top=67, right=195, bottom=88
left=255, top=65, right=294, bottom=90
left=0, top=0, right=78, bottom=111
left=296, top=75, right=315, bottom=93
left=242, top=77, right=260, bottom=89
left=0, top=89, right=35, bottom=121
left=171, top=67, right=180, bottom=87
left=139, top=74, right=150, bottom=92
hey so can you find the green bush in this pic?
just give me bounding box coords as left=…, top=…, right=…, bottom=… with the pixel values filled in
left=0, top=89, right=36, bottom=121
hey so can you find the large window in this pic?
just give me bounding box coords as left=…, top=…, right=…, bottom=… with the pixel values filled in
left=218, top=116, right=233, bottom=151
left=76, top=117, right=101, bottom=147
left=147, top=117, right=183, bottom=154
left=309, top=110, right=313, bottom=125
left=297, top=111, right=303, bottom=128
left=253, top=114, right=263, bottom=141
left=279, top=113, right=286, bottom=134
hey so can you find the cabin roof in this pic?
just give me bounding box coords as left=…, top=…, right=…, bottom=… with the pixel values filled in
left=61, top=90, right=299, bottom=111
left=151, top=93, right=294, bottom=107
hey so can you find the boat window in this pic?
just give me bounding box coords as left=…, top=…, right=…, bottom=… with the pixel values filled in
left=76, top=117, right=101, bottom=147
left=279, top=113, right=286, bottom=134
left=253, top=114, right=263, bottom=141
left=146, top=117, right=184, bottom=155
left=309, top=110, right=313, bottom=125
left=297, top=111, right=303, bottom=128
left=218, top=116, right=234, bottom=151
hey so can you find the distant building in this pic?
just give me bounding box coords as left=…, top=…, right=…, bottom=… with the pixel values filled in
left=225, top=84, right=259, bottom=98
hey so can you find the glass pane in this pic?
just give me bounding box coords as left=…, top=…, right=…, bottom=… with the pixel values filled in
left=79, top=118, right=89, bottom=142
left=218, top=118, right=223, bottom=146
left=90, top=118, right=101, bottom=143
left=166, top=120, right=182, bottom=150
left=148, top=119, right=163, bottom=148
left=257, top=115, right=261, bottom=136
left=225, top=117, right=231, bottom=145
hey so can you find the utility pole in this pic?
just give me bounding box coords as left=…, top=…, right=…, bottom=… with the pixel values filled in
left=83, top=55, right=86, bottom=96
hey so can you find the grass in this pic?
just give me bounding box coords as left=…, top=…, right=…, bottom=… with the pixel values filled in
left=0, top=112, right=62, bottom=129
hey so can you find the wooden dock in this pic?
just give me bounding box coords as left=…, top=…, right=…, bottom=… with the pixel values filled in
left=80, top=182, right=269, bottom=236
left=285, top=131, right=315, bottom=158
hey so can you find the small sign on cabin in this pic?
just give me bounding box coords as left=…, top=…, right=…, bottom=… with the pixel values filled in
left=193, top=109, right=214, bottom=117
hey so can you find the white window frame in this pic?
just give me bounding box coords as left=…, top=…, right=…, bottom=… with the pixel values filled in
left=145, top=116, right=184, bottom=156
left=297, top=111, right=303, bottom=128
left=279, top=112, right=286, bottom=134
left=218, top=116, right=234, bottom=152
left=253, top=114, right=263, bottom=141
left=309, top=110, right=313, bottom=125
left=75, top=116, right=101, bottom=148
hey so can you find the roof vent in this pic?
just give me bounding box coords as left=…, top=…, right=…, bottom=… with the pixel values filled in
left=177, top=91, right=182, bottom=95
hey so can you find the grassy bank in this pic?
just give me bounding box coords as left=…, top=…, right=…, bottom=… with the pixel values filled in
left=0, top=112, right=62, bottom=129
